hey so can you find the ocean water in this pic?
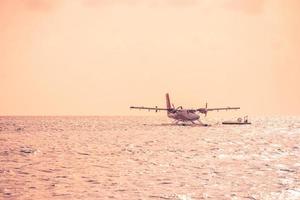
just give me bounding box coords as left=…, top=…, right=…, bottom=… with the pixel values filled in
left=0, top=116, right=300, bottom=200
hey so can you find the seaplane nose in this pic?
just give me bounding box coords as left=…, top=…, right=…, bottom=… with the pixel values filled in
left=194, top=114, right=200, bottom=120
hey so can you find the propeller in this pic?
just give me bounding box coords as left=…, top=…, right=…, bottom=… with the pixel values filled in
left=205, top=102, right=208, bottom=117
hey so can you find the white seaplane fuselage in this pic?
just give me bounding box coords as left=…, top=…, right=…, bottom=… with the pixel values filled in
left=167, top=109, right=200, bottom=122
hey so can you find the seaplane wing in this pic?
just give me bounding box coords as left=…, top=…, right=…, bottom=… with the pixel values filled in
left=207, top=107, right=240, bottom=111
left=130, top=106, right=171, bottom=112
left=196, top=107, right=240, bottom=114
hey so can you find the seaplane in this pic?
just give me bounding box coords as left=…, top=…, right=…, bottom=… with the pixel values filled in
left=130, top=93, right=240, bottom=125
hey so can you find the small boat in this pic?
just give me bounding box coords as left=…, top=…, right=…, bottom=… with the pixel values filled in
left=222, top=116, right=251, bottom=125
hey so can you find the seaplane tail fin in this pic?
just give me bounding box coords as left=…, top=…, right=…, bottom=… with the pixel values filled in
left=166, top=93, right=171, bottom=112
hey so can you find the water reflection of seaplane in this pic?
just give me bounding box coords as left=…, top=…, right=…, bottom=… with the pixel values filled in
left=130, top=93, right=240, bottom=125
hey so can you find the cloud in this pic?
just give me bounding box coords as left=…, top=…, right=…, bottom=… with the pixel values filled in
left=224, top=0, right=265, bottom=15
left=82, top=0, right=198, bottom=7
left=21, top=0, right=62, bottom=12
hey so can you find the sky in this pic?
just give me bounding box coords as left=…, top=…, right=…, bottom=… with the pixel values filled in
left=0, top=0, right=299, bottom=116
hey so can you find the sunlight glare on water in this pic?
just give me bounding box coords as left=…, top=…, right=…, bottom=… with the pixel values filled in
left=0, top=116, right=300, bottom=200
